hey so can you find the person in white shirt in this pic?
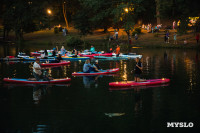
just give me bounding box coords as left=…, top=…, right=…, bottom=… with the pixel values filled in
left=33, top=58, right=42, bottom=81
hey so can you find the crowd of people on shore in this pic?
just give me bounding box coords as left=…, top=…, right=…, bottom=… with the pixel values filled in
left=142, top=23, right=162, bottom=33
left=141, top=20, right=200, bottom=45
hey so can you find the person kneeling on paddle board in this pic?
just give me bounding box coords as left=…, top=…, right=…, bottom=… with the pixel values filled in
left=33, top=58, right=42, bottom=81
left=93, top=60, right=102, bottom=72
left=115, top=45, right=120, bottom=57
left=134, top=57, right=143, bottom=82
left=83, top=59, right=101, bottom=73
left=42, top=69, right=53, bottom=81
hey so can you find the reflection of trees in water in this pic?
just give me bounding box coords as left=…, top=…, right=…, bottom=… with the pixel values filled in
left=1, top=44, right=18, bottom=57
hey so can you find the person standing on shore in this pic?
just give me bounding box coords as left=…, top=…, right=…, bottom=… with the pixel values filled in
left=184, top=38, right=187, bottom=44
left=174, top=32, right=177, bottom=44
left=166, top=31, right=170, bottom=43
left=164, top=33, right=167, bottom=43
left=135, top=33, right=138, bottom=40
left=114, top=30, right=118, bottom=40
left=173, top=21, right=176, bottom=30
left=196, top=33, right=199, bottom=44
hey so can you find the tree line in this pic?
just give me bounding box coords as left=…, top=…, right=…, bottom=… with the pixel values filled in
left=1, top=0, right=200, bottom=41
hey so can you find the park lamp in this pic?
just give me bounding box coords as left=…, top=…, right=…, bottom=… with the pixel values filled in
left=124, top=8, right=128, bottom=13
left=47, top=9, right=52, bottom=15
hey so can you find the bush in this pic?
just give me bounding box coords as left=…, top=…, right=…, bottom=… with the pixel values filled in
left=132, top=27, right=141, bottom=37
left=135, top=27, right=141, bottom=34
left=59, top=27, right=63, bottom=32
left=132, top=31, right=137, bottom=37
left=54, top=27, right=59, bottom=34
left=66, top=35, right=84, bottom=48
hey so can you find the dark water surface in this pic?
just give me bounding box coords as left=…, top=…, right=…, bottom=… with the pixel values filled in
left=0, top=46, right=200, bottom=133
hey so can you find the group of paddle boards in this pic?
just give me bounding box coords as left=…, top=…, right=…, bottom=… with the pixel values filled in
left=2, top=51, right=170, bottom=89
left=0, top=50, right=142, bottom=62
left=3, top=64, right=170, bottom=89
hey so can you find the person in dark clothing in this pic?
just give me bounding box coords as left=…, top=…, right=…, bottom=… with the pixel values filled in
left=44, top=49, right=48, bottom=57
left=93, top=60, right=101, bottom=71
left=52, top=48, right=57, bottom=57
left=42, top=69, right=53, bottom=81
left=55, top=54, right=62, bottom=63
left=52, top=50, right=56, bottom=56
left=164, top=34, right=167, bottom=43
left=52, top=46, right=58, bottom=57
left=134, top=57, right=143, bottom=82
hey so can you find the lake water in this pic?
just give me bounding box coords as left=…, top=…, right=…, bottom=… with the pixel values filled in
left=0, top=46, right=200, bottom=133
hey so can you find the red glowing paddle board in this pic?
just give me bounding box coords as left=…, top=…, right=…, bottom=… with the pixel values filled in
left=109, top=78, right=170, bottom=87
left=40, top=61, right=70, bottom=67
left=72, top=68, right=119, bottom=76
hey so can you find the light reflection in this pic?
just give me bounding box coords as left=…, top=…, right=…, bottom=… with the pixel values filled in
left=63, top=66, right=67, bottom=77
left=184, top=57, right=196, bottom=92
left=145, top=56, right=150, bottom=74
left=13, top=69, right=16, bottom=78
left=154, top=57, right=160, bottom=78
left=122, top=63, right=127, bottom=81
left=49, top=68, right=52, bottom=77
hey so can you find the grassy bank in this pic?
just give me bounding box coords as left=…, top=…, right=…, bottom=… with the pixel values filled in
left=2, top=27, right=200, bottom=49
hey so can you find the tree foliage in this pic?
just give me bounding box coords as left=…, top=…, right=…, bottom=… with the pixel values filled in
left=2, top=0, right=49, bottom=41
left=1, top=0, right=200, bottom=41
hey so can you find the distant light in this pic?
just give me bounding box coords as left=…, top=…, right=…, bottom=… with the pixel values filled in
left=47, top=9, right=52, bottom=14
left=124, top=8, right=128, bottom=13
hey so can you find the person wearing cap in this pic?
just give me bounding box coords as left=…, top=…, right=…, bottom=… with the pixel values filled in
left=93, top=60, right=102, bottom=71
left=33, top=58, right=42, bottom=81
left=42, top=69, right=53, bottom=81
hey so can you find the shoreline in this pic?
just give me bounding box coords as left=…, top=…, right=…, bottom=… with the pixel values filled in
left=1, top=28, right=200, bottom=49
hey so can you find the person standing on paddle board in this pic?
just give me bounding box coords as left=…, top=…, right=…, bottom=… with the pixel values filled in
left=33, top=58, right=42, bottom=81
left=134, top=57, right=143, bottom=82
